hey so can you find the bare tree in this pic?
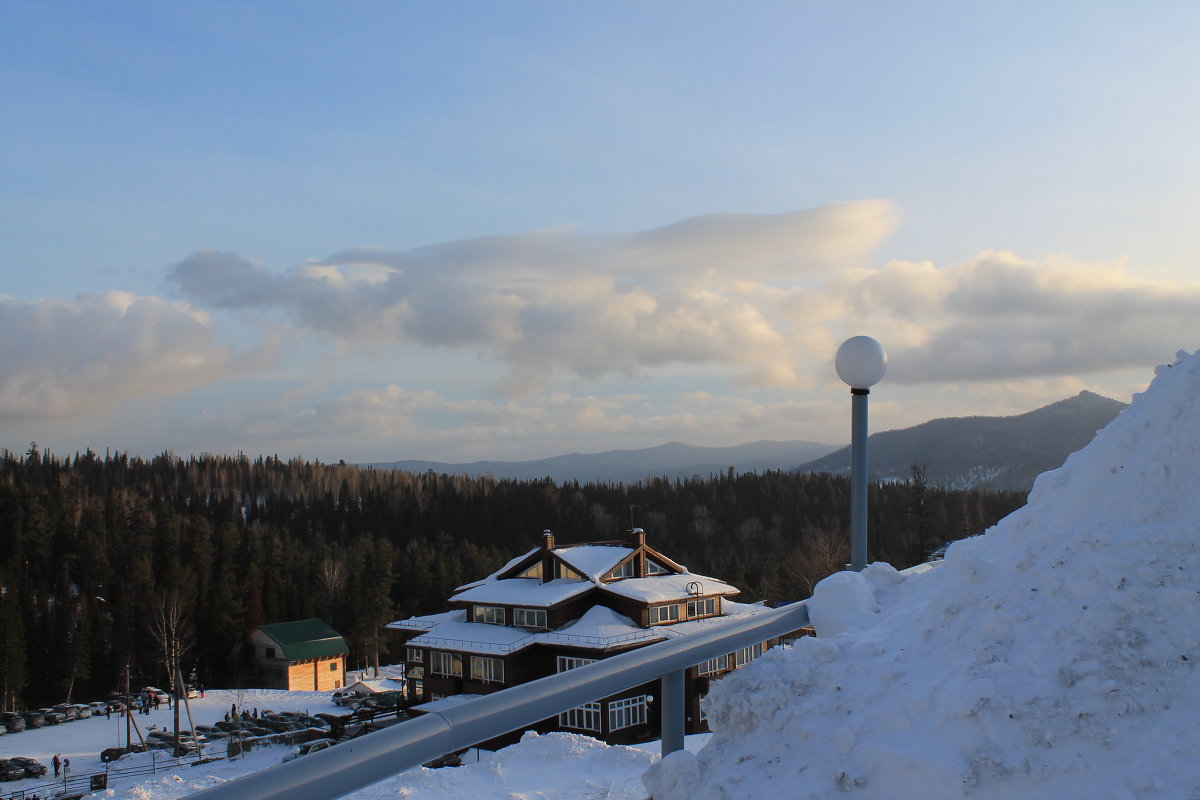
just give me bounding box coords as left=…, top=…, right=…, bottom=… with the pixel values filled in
left=148, top=591, right=194, bottom=693
left=791, top=527, right=850, bottom=598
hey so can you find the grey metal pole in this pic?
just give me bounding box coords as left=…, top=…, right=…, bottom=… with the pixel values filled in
left=850, top=388, right=869, bottom=571
left=660, top=668, right=685, bottom=756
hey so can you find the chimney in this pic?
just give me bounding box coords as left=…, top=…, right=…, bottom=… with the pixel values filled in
left=630, top=527, right=645, bottom=547
left=542, top=529, right=555, bottom=550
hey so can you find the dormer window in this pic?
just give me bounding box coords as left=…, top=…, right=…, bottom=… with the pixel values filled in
left=609, top=559, right=636, bottom=580
left=516, top=562, right=543, bottom=580
left=646, top=558, right=670, bottom=575
left=649, top=603, right=680, bottom=624
left=513, top=608, right=548, bottom=629
left=473, top=605, right=506, bottom=625
left=556, top=562, right=585, bottom=581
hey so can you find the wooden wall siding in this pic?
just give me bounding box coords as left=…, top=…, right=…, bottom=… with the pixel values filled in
left=285, top=656, right=344, bottom=691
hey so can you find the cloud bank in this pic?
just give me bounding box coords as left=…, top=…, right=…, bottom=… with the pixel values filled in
left=0, top=292, right=254, bottom=422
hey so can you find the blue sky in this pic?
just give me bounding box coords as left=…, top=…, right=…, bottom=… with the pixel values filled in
left=3, top=1, right=1199, bottom=462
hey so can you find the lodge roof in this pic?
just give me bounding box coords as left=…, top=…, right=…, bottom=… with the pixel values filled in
left=256, top=618, right=349, bottom=662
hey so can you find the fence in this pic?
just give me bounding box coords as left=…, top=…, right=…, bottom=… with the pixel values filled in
left=186, top=599, right=812, bottom=800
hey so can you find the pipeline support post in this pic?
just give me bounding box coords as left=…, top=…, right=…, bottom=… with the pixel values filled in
left=660, top=668, right=686, bottom=756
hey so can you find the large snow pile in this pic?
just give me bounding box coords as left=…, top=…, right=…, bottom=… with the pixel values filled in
left=645, top=349, right=1200, bottom=800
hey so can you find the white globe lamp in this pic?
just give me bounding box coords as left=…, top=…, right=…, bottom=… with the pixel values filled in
left=835, top=335, right=888, bottom=389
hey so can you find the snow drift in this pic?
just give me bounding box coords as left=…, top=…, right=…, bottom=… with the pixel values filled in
left=644, top=349, right=1200, bottom=800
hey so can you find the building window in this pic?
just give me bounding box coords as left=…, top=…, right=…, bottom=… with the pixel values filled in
left=407, top=647, right=424, bottom=663
left=516, top=562, right=543, bottom=579
left=609, top=559, right=636, bottom=580
left=608, top=696, right=649, bottom=731
left=559, top=702, right=601, bottom=732
left=556, top=561, right=585, bottom=581
left=265, top=646, right=276, bottom=658
left=646, top=558, right=670, bottom=575
left=686, top=597, right=716, bottom=619
left=694, top=654, right=728, bottom=676
left=411, top=680, right=423, bottom=700
left=556, top=656, right=597, bottom=673
left=333, top=679, right=340, bottom=688
left=734, top=643, right=764, bottom=667
left=513, top=608, right=548, bottom=629
left=429, top=651, right=463, bottom=677
left=648, top=604, right=680, bottom=624
left=473, top=605, right=506, bottom=625
left=470, top=655, right=504, bottom=684
left=329, top=661, right=338, bottom=671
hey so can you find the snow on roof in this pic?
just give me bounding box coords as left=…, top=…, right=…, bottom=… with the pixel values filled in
left=538, top=605, right=668, bottom=650
left=454, top=547, right=541, bottom=591
left=385, top=608, right=463, bottom=632
left=405, top=615, right=536, bottom=655
left=646, top=348, right=1200, bottom=800
left=450, top=577, right=595, bottom=607
left=347, top=678, right=403, bottom=694
left=554, top=545, right=632, bottom=580
left=601, top=572, right=739, bottom=603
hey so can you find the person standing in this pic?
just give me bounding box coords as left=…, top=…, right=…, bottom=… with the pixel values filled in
left=52, top=754, right=60, bottom=777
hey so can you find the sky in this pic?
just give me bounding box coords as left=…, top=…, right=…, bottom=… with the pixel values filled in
left=3, top=1, right=1199, bottom=463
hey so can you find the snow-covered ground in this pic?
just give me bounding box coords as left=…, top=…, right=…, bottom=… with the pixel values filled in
left=645, top=348, right=1200, bottom=800
left=7, top=348, right=1197, bottom=800
left=0, top=686, right=700, bottom=799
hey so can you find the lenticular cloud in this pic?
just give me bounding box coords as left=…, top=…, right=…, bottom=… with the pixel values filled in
left=645, top=348, right=1200, bottom=800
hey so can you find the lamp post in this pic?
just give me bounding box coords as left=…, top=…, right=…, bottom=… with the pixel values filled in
left=835, top=336, right=887, bottom=572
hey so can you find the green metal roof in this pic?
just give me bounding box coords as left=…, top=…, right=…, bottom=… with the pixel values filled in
left=257, top=619, right=349, bottom=662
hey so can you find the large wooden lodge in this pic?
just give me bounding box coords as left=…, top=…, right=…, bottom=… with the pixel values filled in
left=388, top=529, right=809, bottom=745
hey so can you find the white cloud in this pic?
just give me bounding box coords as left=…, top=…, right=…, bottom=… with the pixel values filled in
left=0, top=292, right=257, bottom=422
left=169, top=202, right=895, bottom=393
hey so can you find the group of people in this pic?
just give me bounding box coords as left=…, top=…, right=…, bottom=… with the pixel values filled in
left=224, top=704, right=262, bottom=722
left=51, top=753, right=70, bottom=777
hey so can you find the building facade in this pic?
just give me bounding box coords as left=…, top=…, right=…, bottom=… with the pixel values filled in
left=247, top=618, right=349, bottom=691
left=388, top=529, right=809, bottom=745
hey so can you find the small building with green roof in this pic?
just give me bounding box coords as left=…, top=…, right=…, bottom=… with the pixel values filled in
left=247, top=618, right=349, bottom=691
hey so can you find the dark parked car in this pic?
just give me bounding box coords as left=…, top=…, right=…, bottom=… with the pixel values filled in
left=0, top=760, right=26, bottom=781
left=18, top=711, right=44, bottom=728
left=36, top=708, right=66, bottom=725
left=0, top=713, right=25, bottom=733
left=8, top=757, right=47, bottom=778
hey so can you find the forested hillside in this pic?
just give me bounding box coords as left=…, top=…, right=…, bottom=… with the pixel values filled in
left=0, top=445, right=1024, bottom=709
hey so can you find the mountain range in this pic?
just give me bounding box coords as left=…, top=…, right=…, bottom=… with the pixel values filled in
left=365, top=390, right=1128, bottom=492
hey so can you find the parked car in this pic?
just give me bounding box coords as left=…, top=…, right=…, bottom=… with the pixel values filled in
left=52, top=703, right=80, bottom=721
left=0, top=760, right=27, bottom=781
left=281, top=737, right=334, bottom=763
left=0, top=713, right=25, bottom=733
left=332, top=689, right=366, bottom=707
left=68, top=703, right=92, bottom=719
left=36, top=708, right=66, bottom=725
left=8, top=757, right=47, bottom=778
left=184, top=685, right=200, bottom=699
left=18, top=711, right=44, bottom=728
left=0, top=725, right=6, bottom=736
left=142, top=687, right=170, bottom=703
left=89, top=701, right=110, bottom=715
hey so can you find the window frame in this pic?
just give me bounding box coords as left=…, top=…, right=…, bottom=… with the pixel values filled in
left=609, top=559, right=636, bottom=580
left=556, top=655, right=598, bottom=673
left=558, top=702, right=601, bottom=732
left=608, top=696, right=649, bottom=731
left=473, top=605, right=506, bottom=625
left=429, top=650, right=463, bottom=677
left=513, top=607, right=548, bottom=629
left=407, top=647, right=424, bottom=663
left=469, top=655, right=505, bottom=684
left=686, top=597, right=717, bottom=619
left=648, top=603, right=681, bottom=624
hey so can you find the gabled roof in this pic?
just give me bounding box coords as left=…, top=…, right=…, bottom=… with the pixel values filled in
left=554, top=545, right=633, bottom=581
left=256, top=619, right=348, bottom=661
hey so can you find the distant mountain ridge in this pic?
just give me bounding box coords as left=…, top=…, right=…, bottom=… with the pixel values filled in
left=364, top=439, right=839, bottom=484
left=366, top=391, right=1127, bottom=491
left=796, top=390, right=1128, bottom=492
